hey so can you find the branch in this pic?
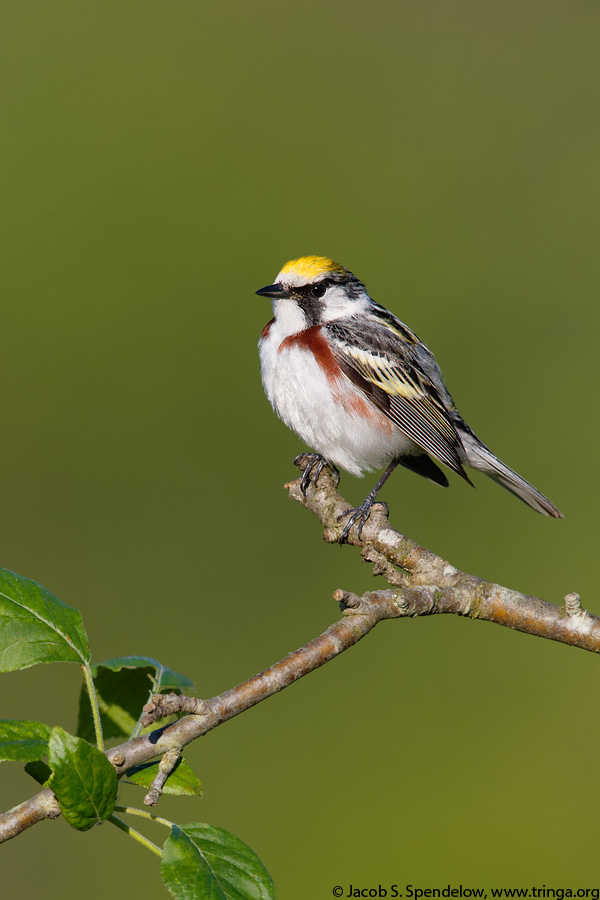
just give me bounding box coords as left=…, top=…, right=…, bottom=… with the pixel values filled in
left=286, top=454, right=593, bottom=652
left=0, top=458, right=589, bottom=844
left=0, top=591, right=401, bottom=843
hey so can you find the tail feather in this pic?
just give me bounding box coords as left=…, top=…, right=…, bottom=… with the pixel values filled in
left=459, top=431, right=564, bottom=519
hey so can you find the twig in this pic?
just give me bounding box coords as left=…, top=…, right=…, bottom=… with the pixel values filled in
left=143, top=748, right=182, bottom=807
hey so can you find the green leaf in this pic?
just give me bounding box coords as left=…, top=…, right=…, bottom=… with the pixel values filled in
left=0, top=719, right=51, bottom=762
left=46, top=727, right=117, bottom=830
left=125, top=758, right=203, bottom=797
left=92, top=656, right=194, bottom=692
left=25, top=759, right=52, bottom=785
left=0, top=567, right=89, bottom=672
left=77, top=656, right=194, bottom=742
left=161, top=823, right=275, bottom=900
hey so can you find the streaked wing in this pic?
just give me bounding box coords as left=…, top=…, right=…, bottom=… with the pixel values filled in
left=327, top=319, right=470, bottom=480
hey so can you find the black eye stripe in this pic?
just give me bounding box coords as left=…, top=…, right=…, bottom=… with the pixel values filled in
left=294, top=279, right=330, bottom=300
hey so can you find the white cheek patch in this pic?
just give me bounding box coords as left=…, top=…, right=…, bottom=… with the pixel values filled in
left=319, top=288, right=369, bottom=322
left=271, top=298, right=307, bottom=337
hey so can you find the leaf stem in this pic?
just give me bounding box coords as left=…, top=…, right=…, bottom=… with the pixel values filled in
left=114, top=805, right=174, bottom=829
left=108, top=814, right=162, bottom=857
left=80, top=663, right=104, bottom=752
left=130, top=686, right=154, bottom=739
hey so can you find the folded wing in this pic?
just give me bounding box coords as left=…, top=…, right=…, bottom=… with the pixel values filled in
left=327, top=318, right=471, bottom=482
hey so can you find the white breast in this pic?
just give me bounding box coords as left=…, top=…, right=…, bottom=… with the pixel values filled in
left=259, top=322, right=417, bottom=476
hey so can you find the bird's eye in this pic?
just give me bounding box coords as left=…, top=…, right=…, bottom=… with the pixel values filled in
left=311, top=282, right=327, bottom=299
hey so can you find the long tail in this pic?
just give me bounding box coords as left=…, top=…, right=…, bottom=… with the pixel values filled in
left=459, top=429, right=564, bottom=519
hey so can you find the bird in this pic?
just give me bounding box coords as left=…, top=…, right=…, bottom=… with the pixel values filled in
left=256, top=255, right=563, bottom=542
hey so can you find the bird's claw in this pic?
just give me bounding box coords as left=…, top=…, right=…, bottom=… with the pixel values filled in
left=337, top=501, right=373, bottom=544
left=296, top=454, right=339, bottom=495
left=337, top=500, right=389, bottom=544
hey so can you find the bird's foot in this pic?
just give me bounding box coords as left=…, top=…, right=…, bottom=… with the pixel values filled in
left=295, top=453, right=339, bottom=495
left=337, top=499, right=389, bottom=544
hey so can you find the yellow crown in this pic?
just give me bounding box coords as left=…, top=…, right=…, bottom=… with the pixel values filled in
left=279, top=256, right=346, bottom=282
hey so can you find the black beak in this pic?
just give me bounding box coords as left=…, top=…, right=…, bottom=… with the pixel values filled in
left=255, top=282, right=291, bottom=300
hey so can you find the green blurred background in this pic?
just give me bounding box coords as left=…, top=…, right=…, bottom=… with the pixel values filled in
left=1, top=0, right=598, bottom=896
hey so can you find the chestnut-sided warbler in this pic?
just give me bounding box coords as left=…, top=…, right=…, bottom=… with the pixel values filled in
left=256, top=256, right=563, bottom=542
